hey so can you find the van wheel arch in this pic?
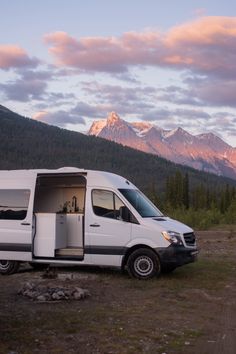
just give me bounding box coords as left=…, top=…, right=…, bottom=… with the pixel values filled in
left=0, top=260, right=20, bottom=275
left=123, top=245, right=161, bottom=279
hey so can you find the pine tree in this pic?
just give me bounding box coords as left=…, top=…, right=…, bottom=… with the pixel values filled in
left=183, top=173, right=189, bottom=209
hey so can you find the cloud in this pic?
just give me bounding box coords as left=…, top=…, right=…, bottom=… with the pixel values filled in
left=70, top=101, right=109, bottom=118
left=185, top=77, right=236, bottom=108
left=157, top=85, right=204, bottom=106
left=0, top=45, right=39, bottom=69
left=0, top=69, right=49, bottom=101
left=44, top=17, right=236, bottom=79
left=33, top=109, right=86, bottom=127
left=0, top=67, right=76, bottom=104
left=0, top=77, right=47, bottom=101
left=156, top=76, right=236, bottom=109
left=81, top=81, right=156, bottom=114
left=139, top=107, right=211, bottom=122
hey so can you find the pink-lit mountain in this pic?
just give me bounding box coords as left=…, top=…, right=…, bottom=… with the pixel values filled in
left=88, top=112, right=236, bottom=179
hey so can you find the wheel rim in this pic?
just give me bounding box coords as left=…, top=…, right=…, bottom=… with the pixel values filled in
left=134, top=256, right=154, bottom=277
left=0, top=260, right=11, bottom=270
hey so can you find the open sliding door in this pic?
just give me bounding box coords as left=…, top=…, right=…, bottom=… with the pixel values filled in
left=33, top=173, right=86, bottom=261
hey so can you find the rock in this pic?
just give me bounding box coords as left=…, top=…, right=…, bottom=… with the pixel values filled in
left=24, top=282, right=34, bottom=290
left=18, top=282, right=90, bottom=301
left=73, top=292, right=82, bottom=300
left=58, top=273, right=74, bottom=281
left=57, top=290, right=66, bottom=298
left=37, top=295, right=47, bottom=302
left=51, top=293, right=61, bottom=300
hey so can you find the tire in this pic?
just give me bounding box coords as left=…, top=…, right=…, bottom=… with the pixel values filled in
left=127, top=248, right=161, bottom=279
left=29, top=262, right=49, bottom=270
left=0, top=260, right=19, bottom=275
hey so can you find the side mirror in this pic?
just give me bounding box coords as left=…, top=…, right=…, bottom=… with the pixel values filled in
left=119, top=206, right=130, bottom=222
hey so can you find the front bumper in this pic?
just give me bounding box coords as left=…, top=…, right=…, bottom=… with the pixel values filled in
left=156, top=245, right=198, bottom=269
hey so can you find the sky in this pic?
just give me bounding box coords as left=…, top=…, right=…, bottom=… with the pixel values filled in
left=0, top=0, right=236, bottom=146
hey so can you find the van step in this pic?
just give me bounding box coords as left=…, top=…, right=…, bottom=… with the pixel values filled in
left=56, top=247, right=84, bottom=256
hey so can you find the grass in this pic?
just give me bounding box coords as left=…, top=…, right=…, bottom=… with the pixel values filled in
left=208, top=224, right=236, bottom=232
left=1, top=229, right=236, bottom=353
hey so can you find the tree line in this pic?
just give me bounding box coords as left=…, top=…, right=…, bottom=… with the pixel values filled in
left=148, top=171, right=236, bottom=229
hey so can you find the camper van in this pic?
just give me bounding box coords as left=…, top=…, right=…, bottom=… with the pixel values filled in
left=0, top=167, right=197, bottom=279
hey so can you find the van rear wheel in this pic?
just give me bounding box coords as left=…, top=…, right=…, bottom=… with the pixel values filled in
left=127, top=248, right=161, bottom=279
left=0, top=260, right=19, bottom=275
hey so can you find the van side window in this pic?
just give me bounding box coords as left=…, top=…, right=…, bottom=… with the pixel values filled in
left=92, top=190, right=125, bottom=219
left=0, top=189, right=30, bottom=220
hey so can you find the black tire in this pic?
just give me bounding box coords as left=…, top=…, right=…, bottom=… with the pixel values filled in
left=29, top=262, right=49, bottom=270
left=0, top=260, right=19, bottom=275
left=127, top=248, right=161, bottom=279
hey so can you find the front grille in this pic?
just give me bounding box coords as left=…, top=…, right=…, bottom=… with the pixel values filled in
left=183, top=232, right=196, bottom=246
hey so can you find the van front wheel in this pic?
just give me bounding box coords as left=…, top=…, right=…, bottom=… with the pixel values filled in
left=0, top=260, right=19, bottom=275
left=127, top=248, right=161, bottom=279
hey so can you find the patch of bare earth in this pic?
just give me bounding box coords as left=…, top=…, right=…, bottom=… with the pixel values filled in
left=0, top=229, right=236, bottom=354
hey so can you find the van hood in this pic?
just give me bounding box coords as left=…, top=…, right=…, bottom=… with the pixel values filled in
left=149, top=216, right=193, bottom=234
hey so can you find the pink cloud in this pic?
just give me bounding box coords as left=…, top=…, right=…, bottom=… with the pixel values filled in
left=32, top=108, right=85, bottom=126
left=0, top=45, right=38, bottom=69
left=44, top=17, right=236, bottom=78
left=32, top=111, right=48, bottom=122
left=44, top=30, right=164, bottom=71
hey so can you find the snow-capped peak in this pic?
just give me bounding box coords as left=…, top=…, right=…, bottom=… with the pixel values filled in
left=131, top=122, right=153, bottom=137
left=88, top=119, right=106, bottom=136
left=107, top=112, right=121, bottom=125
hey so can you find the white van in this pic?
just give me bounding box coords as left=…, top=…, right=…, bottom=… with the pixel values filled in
left=0, top=167, right=198, bottom=279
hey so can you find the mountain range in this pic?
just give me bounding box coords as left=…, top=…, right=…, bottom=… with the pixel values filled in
left=88, top=112, right=236, bottom=180
left=1, top=104, right=235, bottom=198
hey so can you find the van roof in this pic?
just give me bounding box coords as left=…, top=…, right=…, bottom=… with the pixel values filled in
left=0, top=167, right=136, bottom=190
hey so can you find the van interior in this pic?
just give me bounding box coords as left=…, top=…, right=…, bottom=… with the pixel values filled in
left=33, top=173, right=86, bottom=260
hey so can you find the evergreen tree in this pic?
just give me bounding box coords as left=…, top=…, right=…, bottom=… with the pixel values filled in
left=183, top=173, right=189, bottom=209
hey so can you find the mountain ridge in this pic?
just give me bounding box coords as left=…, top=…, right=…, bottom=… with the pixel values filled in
left=88, top=112, right=236, bottom=179
left=0, top=105, right=235, bottom=199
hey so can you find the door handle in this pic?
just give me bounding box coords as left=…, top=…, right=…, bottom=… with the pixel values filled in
left=21, top=222, right=31, bottom=226
left=90, top=223, right=100, bottom=227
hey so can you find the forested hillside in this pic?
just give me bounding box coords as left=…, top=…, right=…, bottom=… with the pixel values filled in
left=0, top=105, right=235, bottom=228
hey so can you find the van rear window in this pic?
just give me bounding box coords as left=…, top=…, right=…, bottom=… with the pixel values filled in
left=0, top=189, right=30, bottom=220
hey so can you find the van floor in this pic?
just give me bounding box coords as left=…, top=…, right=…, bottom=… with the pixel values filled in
left=55, top=247, right=84, bottom=256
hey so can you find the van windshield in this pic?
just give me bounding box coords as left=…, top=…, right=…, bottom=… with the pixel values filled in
left=119, top=189, right=163, bottom=218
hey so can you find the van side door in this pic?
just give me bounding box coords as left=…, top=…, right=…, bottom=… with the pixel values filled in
left=85, top=189, right=132, bottom=266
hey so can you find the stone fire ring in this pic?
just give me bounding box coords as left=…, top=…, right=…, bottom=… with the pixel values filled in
left=18, top=282, right=90, bottom=302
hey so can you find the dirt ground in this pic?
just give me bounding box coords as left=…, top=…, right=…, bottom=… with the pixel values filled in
left=1, top=229, right=236, bottom=354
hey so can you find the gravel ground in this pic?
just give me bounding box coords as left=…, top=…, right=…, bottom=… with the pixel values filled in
left=1, top=229, right=236, bottom=354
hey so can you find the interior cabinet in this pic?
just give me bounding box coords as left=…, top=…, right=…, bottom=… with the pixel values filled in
left=34, top=213, right=67, bottom=257
left=66, top=214, right=83, bottom=247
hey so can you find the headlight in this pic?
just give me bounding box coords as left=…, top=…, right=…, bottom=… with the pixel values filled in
left=162, top=231, right=183, bottom=245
